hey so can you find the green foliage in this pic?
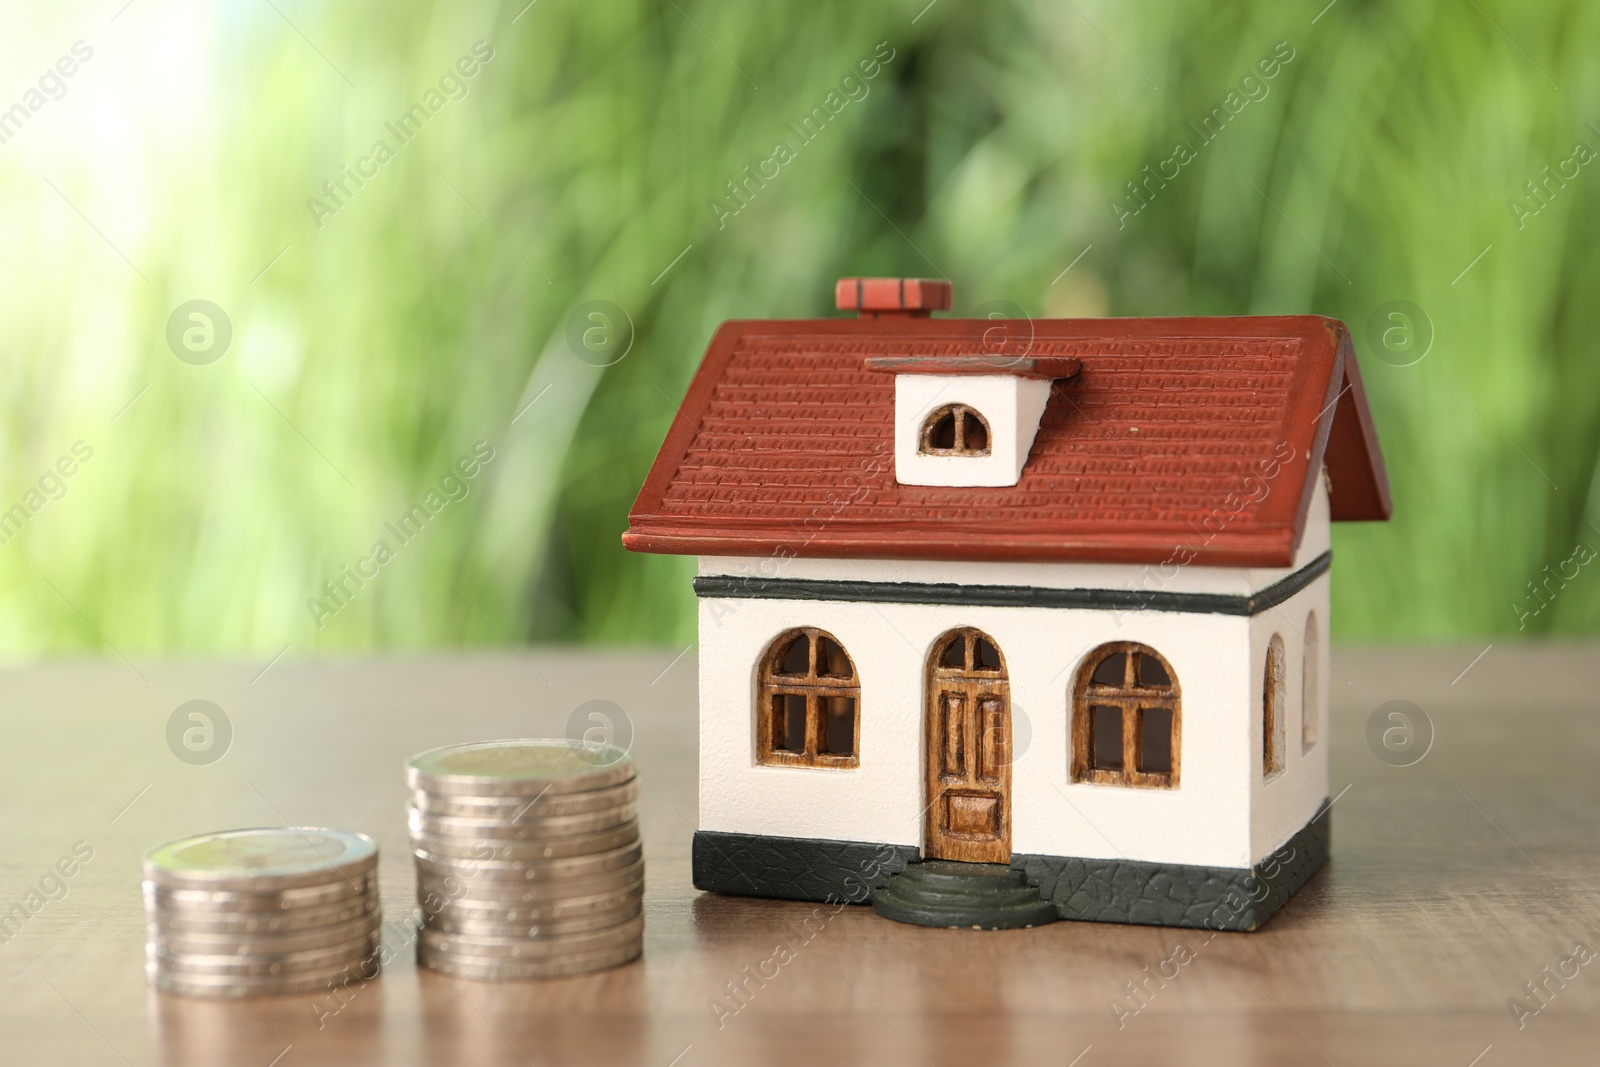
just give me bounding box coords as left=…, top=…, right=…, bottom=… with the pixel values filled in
left=1, top=0, right=1596, bottom=655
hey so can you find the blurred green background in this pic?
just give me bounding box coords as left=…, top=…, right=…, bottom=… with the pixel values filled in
left=2, top=0, right=1597, bottom=658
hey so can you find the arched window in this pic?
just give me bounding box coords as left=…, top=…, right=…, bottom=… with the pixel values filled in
left=919, top=404, right=991, bottom=456
left=757, top=629, right=859, bottom=768
left=1071, top=643, right=1180, bottom=788
left=1302, top=612, right=1319, bottom=753
left=1264, top=634, right=1286, bottom=777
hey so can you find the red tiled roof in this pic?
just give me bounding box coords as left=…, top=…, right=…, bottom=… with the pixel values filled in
left=624, top=315, right=1389, bottom=567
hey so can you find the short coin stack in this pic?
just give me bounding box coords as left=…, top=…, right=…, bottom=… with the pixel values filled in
left=143, top=827, right=382, bottom=999
left=406, top=739, right=643, bottom=980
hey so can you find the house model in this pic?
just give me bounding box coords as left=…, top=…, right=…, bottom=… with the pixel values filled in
left=624, top=278, right=1390, bottom=931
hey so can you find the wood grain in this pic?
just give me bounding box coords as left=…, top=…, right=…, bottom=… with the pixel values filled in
left=924, top=628, right=1011, bottom=862
left=1071, top=642, right=1181, bottom=788
left=0, top=644, right=1596, bottom=1065
left=1265, top=633, right=1286, bottom=777
left=755, top=628, right=860, bottom=769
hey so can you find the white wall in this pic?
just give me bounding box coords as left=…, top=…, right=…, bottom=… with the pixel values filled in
left=697, top=595, right=1260, bottom=869
left=695, top=480, right=1333, bottom=872
left=1247, top=574, right=1331, bottom=863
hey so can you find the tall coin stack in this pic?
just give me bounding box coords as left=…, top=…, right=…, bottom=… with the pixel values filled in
left=143, top=827, right=382, bottom=999
left=406, top=739, right=644, bottom=980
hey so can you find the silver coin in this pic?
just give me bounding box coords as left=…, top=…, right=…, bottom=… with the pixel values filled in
left=143, top=828, right=379, bottom=892
left=408, top=803, right=636, bottom=841
left=147, top=955, right=381, bottom=999
left=409, top=821, right=638, bottom=862
left=405, top=739, right=633, bottom=798
left=424, top=901, right=641, bottom=939
left=147, top=908, right=383, bottom=956
left=145, top=893, right=380, bottom=934
left=418, top=862, right=643, bottom=905
left=422, top=883, right=643, bottom=925
left=413, top=843, right=641, bottom=883
left=414, top=778, right=638, bottom=819
left=148, top=932, right=380, bottom=976
left=418, top=914, right=643, bottom=960
left=143, top=873, right=379, bottom=913
left=148, top=934, right=380, bottom=976
left=417, top=939, right=642, bottom=980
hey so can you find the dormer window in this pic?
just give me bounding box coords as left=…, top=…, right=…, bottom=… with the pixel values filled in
left=864, top=355, right=1078, bottom=487
left=920, top=404, right=991, bottom=456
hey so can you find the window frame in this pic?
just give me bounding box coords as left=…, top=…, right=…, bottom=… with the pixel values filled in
left=1071, top=642, right=1181, bottom=788
left=756, top=627, right=861, bottom=769
left=918, top=404, right=992, bottom=457
left=1264, top=633, right=1286, bottom=778
left=1301, top=612, right=1319, bottom=754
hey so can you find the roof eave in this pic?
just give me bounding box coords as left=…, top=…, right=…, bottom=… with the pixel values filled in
left=621, top=524, right=1301, bottom=569
left=1324, top=321, right=1394, bottom=521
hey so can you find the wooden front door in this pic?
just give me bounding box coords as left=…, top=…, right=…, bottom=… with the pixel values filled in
left=925, top=628, right=1011, bottom=863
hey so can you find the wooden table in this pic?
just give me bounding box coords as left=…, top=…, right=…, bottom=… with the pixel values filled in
left=1, top=644, right=1595, bottom=1065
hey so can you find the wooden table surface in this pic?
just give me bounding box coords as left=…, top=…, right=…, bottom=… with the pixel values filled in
left=1, top=644, right=1596, bottom=1066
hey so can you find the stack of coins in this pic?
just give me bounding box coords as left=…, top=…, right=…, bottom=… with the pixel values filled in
left=406, top=739, right=643, bottom=980
left=142, top=827, right=382, bottom=999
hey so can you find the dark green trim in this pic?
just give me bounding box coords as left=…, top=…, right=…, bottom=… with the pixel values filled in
left=691, top=802, right=1330, bottom=932
left=1013, top=801, right=1331, bottom=932
left=692, top=832, right=915, bottom=905
left=693, top=550, right=1331, bottom=618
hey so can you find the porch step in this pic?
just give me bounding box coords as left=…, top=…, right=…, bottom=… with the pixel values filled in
left=870, top=860, right=1060, bottom=930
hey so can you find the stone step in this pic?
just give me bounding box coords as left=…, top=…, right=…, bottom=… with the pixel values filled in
left=884, top=879, right=1048, bottom=908
left=872, top=893, right=1061, bottom=930
left=871, top=860, right=1060, bottom=930
left=896, top=883, right=1056, bottom=908
left=891, top=860, right=1030, bottom=891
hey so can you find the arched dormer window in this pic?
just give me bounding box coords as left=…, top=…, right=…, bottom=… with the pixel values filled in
left=757, top=629, right=859, bottom=768
left=919, top=404, right=991, bottom=456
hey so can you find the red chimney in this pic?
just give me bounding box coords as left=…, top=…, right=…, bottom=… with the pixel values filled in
left=835, top=277, right=952, bottom=319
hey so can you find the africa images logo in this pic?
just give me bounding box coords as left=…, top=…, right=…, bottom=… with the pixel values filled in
left=306, top=442, right=495, bottom=629
left=0, top=40, right=94, bottom=148
left=1109, top=40, right=1296, bottom=230
left=306, top=41, right=495, bottom=230
left=705, top=41, right=896, bottom=231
